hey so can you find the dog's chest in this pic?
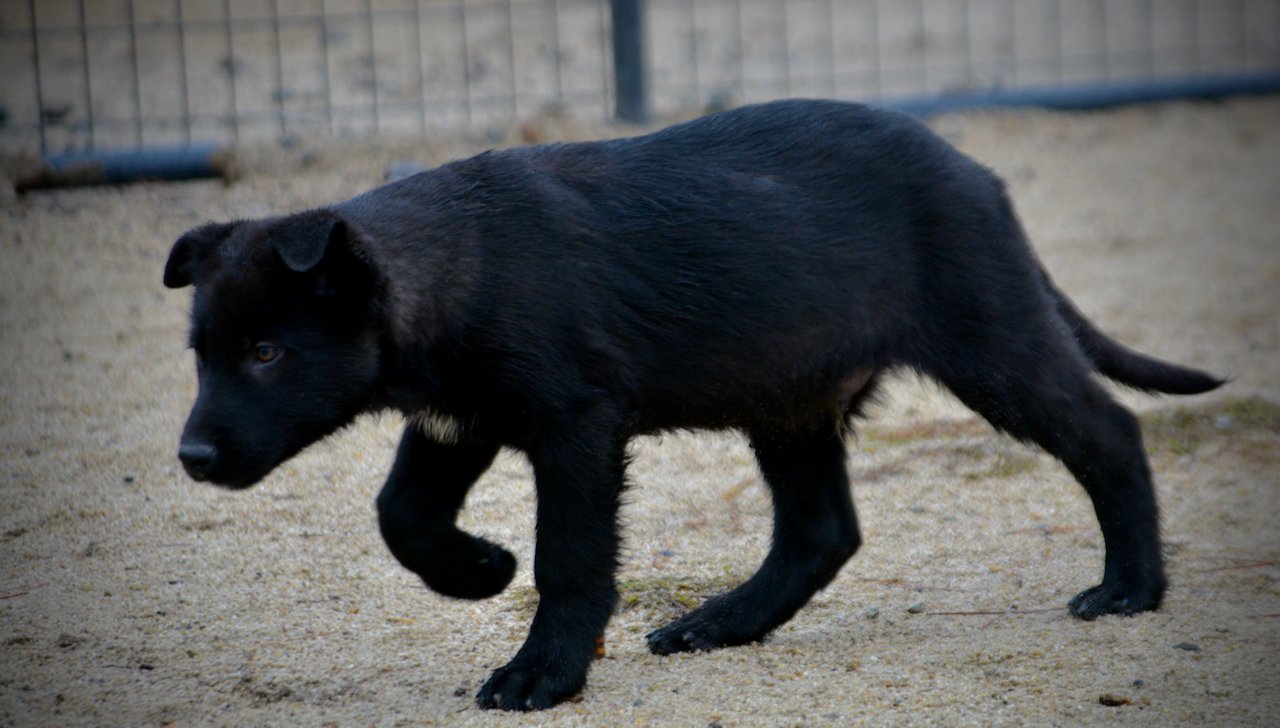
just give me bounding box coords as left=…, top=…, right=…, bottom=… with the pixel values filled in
left=409, top=407, right=465, bottom=445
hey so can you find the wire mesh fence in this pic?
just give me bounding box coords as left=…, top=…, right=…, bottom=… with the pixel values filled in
left=2, top=0, right=1279, bottom=155
left=649, top=0, right=1280, bottom=108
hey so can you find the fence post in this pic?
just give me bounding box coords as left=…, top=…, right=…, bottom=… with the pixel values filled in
left=611, top=0, right=648, bottom=123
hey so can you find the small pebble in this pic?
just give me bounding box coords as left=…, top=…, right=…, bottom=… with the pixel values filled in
left=1099, top=693, right=1130, bottom=706
left=864, top=606, right=880, bottom=620
left=1173, top=642, right=1201, bottom=652
left=907, top=602, right=925, bottom=614
left=56, top=634, right=83, bottom=649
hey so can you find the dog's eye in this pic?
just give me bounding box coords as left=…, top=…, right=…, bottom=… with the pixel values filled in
left=252, top=344, right=281, bottom=364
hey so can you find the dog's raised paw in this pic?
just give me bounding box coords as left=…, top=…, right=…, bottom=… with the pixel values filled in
left=422, top=534, right=516, bottom=600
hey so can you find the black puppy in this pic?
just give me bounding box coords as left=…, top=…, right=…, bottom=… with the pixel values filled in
left=164, top=99, right=1222, bottom=711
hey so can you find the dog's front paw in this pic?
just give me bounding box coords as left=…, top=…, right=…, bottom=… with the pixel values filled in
left=475, top=650, right=589, bottom=711
left=382, top=519, right=517, bottom=600
left=1068, top=577, right=1164, bottom=620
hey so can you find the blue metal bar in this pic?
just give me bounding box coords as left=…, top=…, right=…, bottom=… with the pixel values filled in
left=883, top=70, right=1280, bottom=118
left=17, top=143, right=226, bottom=191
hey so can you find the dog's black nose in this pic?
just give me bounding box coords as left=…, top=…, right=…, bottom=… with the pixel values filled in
left=178, top=442, right=218, bottom=480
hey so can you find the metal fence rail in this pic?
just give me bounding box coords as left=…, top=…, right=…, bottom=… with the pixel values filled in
left=2, top=0, right=1279, bottom=156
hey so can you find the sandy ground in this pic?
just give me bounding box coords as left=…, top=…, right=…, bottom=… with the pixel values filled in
left=1, top=97, right=1278, bottom=726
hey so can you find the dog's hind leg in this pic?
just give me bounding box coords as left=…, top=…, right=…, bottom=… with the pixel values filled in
left=647, top=424, right=860, bottom=654
left=926, top=327, right=1166, bottom=619
left=376, top=426, right=513, bottom=599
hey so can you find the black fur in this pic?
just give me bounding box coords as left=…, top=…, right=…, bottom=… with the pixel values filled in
left=164, top=99, right=1223, bottom=711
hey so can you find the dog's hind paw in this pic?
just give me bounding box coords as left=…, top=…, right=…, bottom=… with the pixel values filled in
left=645, top=624, right=724, bottom=655
left=645, top=603, right=763, bottom=655
left=1068, top=579, right=1164, bottom=620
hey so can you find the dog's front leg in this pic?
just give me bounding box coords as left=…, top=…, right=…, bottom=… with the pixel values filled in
left=376, top=425, right=513, bottom=599
left=477, top=417, right=625, bottom=711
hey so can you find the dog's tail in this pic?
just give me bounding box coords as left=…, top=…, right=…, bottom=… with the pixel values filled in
left=1040, top=270, right=1225, bottom=395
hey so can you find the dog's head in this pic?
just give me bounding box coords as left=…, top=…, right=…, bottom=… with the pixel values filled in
left=164, top=209, right=384, bottom=488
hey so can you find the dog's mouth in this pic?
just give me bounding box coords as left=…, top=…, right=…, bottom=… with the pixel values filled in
left=199, top=471, right=266, bottom=491
left=182, top=465, right=268, bottom=491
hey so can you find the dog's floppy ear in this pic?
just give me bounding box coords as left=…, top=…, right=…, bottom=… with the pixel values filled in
left=271, top=211, right=375, bottom=300
left=164, top=221, right=237, bottom=289
left=271, top=212, right=349, bottom=274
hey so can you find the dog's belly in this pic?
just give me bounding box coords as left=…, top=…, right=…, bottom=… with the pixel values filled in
left=630, top=364, right=876, bottom=433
